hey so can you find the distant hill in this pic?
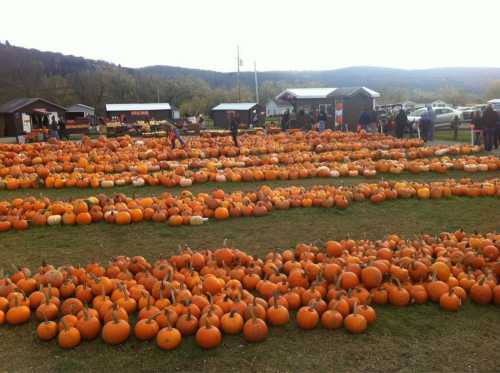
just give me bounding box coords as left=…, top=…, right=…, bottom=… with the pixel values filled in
left=140, top=65, right=500, bottom=94
left=1, top=41, right=499, bottom=114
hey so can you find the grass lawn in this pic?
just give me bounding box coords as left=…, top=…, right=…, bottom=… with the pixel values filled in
left=434, top=129, right=472, bottom=143
left=0, top=168, right=499, bottom=372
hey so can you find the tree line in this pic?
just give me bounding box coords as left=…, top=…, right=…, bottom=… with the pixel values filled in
left=1, top=42, right=499, bottom=117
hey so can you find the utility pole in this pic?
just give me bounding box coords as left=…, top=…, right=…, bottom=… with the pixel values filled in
left=254, top=61, right=259, bottom=103
left=157, top=87, right=160, bottom=103
left=237, top=45, right=241, bottom=103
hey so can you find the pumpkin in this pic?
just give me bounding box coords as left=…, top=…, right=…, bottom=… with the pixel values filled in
left=195, top=321, right=222, bottom=349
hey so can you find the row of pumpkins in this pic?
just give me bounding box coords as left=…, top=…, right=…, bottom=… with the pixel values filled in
left=0, top=131, right=427, bottom=162
left=0, top=231, right=499, bottom=349
left=0, top=152, right=495, bottom=191
left=0, top=177, right=499, bottom=232
left=0, top=130, right=479, bottom=179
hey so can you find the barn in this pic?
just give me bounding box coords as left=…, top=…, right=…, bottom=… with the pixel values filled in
left=105, top=103, right=173, bottom=123
left=275, top=87, right=380, bottom=130
left=0, top=98, right=66, bottom=138
left=211, top=102, right=264, bottom=128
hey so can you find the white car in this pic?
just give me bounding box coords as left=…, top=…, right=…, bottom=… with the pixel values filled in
left=488, top=99, right=500, bottom=113
left=407, top=106, right=463, bottom=128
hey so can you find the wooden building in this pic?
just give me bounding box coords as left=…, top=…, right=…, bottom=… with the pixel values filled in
left=0, top=98, right=66, bottom=138
left=105, top=103, right=173, bottom=122
left=211, top=102, right=264, bottom=128
left=66, top=104, right=96, bottom=135
left=275, top=87, right=380, bottom=130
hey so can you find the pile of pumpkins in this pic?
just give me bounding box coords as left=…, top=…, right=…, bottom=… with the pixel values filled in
left=0, top=231, right=499, bottom=349
left=0, top=177, right=499, bottom=233
left=0, top=130, right=483, bottom=191
left=0, top=150, right=490, bottom=191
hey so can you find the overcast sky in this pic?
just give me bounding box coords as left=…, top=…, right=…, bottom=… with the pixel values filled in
left=2, top=0, right=499, bottom=72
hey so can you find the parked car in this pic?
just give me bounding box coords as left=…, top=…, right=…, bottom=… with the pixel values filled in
left=488, top=99, right=500, bottom=113
left=407, top=106, right=463, bottom=128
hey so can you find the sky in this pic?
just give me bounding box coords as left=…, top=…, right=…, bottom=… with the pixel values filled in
left=1, top=0, right=499, bottom=72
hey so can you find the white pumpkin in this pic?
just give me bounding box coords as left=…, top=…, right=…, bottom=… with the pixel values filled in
left=348, top=170, right=359, bottom=177
left=330, top=170, right=340, bottom=178
left=190, top=216, right=205, bottom=226
left=47, top=215, right=62, bottom=226
left=435, top=148, right=449, bottom=156
left=363, top=169, right=377, bottom=177
left=464, top=164, right=478, bottom=172
left=132, top=177, right=145, bottom=187
left=115, top=179, right=127, bottom=186
left=179, top=177, right=193, bottom=187
left=215, top=174, right=227, bottom=183
left=101, top=180, right=115, bottom=188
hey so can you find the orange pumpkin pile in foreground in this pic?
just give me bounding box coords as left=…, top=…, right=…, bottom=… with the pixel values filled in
left=0, top=231, right=499, bottom=349
left=0, top=177, right=499, bottom=233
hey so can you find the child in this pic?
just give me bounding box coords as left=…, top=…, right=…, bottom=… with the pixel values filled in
left=168, top=124, right=185, bottom=149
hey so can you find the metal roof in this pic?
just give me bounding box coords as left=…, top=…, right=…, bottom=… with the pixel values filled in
left=328, top=87, right=380, bottom=98
left=487, top=99, right=500, bottom=104
left=212, top=103, right=258, bottom=111
left=0, top=98, right=67, bottom=113
left=276, top=87, right=380, bottom=101
left=105, top=103, right=171, bottom=112
left=276, top=88, right=337, bottom=100
left=67, top=104, right=95, bottom=112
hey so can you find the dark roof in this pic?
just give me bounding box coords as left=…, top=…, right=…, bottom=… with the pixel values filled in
left=0, top=98, right=67, bottom=114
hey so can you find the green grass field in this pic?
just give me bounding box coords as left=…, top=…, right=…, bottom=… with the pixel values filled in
left=0, top=170, right=499, bottom=372
left=434, top=129, right=472, bottom=143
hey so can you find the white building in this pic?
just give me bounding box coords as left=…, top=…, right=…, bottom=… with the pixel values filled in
left=266, top=99, right=293, bottom=117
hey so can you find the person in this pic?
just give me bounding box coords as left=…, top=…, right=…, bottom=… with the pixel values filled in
left=395, top=108, right=408, bottom=139
left=450, top=115, right=460, bottom=141
left=419, top=110, right=431, bottom=142
left=495, top=111, right=500, bottom=150
left=482, top=104, right=499, bottom=151
left=281, top=109, right=290, bottom=132
left=318, top=110, right=327, bottom=132
left=427, top=106, right=436, bottom=141
left=57, top=117, right=69, bottom=140
left=250, top=110, right=258, bottom=128
left=169, top=123, right=185, bottom=149
left=358, top=109, right=370, bottom=131
left=42, top=115, right=49, bottom=129
left=49, top=116, right=59, bottom=139
left=471, top=111, right=482, bottom=146
left=368, top=110, right=378, bottom=133
left=229, top=111, right=239, bottom=147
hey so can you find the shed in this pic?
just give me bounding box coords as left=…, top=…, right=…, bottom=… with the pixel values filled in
left=275, top=87, right=380, bottom=130
left=0, top=98, right=66, bottom=137
left=65, top=104, right=96, bottom=134
left=66, top=104, right=95, bottom=119
left=105, top=103, right=172, bottom=122
left=211, top=102, right=264, bottom=128
left=266, top=100, right=293, bottom=117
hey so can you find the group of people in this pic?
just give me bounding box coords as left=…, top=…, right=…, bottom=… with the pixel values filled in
left=35, top=115, right=68, bottom=140
left=470, top=105, right=500, bottom=151
left=280, top=109, right=350, bottom=133
left=392, top=106, right=436, bottom=141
